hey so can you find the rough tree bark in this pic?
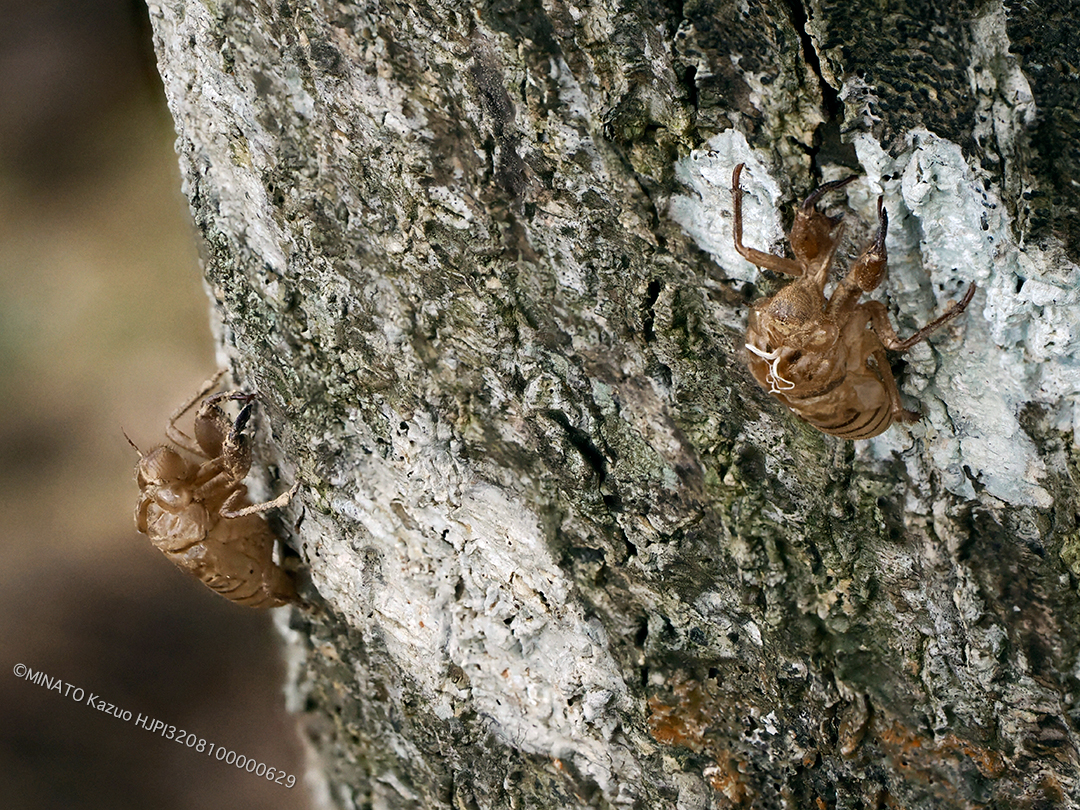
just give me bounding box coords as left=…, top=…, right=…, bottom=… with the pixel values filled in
left=146, top=1, right=1080, bottom=808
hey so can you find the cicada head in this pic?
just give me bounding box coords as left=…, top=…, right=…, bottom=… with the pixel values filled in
left=135, top=446, right=195, bottom=489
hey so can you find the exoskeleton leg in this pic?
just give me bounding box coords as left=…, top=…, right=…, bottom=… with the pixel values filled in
left=864, top=283, right=977, bottom=352
left=849, top=198, right=888, bottom=293
left=166, top=369, right=228, bottom=456
left=858, top=330, right=919, bottom=424
left=789, top=173, right=857, bottom=285
left=220, top=480, right=301, bottom=519
left=731, top=163, right=804, bottom=276
left=193, top=392, right=254, bottom=471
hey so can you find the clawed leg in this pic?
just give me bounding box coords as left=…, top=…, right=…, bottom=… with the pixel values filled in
left=731, top=163, right=804, bottom=276
left=790, top=173, right=857, bottom=284
left=798, top=173, right=859, bottom=210
left=193, top=391, right=254, bottom=460
left=828, top=198, right=890, bottom=318
left=865, top=283, right=977, bottom=352
left=872, top=347, right=920, bottom=423
left=221, top=480, right=302, bottom=519
left=166, top=369, right=228, bottom=455
left=860, top=284, right=977, bottom=424
left=850, top=197, right=888, bottom=293
left=859, top=331, right=919, bottom=424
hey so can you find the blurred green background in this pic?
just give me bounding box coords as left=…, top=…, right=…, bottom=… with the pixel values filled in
left=0, top=2, right=310, bottom=808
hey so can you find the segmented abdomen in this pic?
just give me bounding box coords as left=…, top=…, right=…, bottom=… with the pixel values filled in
left=796, top=398, right=892, bottom=439
left=766, top=370, right=894, bottom=440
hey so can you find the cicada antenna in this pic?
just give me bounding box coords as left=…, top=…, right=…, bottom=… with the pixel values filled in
left=122, top=428, right=143, bottom=457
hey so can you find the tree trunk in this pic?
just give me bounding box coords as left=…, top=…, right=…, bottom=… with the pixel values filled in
left=146, top=0, right=1080, bottom=807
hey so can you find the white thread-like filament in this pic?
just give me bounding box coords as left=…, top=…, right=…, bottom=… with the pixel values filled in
left=745, top=343, right=795, bottom=394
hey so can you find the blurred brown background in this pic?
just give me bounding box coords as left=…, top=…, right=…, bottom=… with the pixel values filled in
left=0, top=2, right=311, bottom=808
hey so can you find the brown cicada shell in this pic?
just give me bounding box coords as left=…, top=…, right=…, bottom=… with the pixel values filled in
left=732, top=163, right=976, bottom=439
left=129, top=371, right=300, bottom=607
